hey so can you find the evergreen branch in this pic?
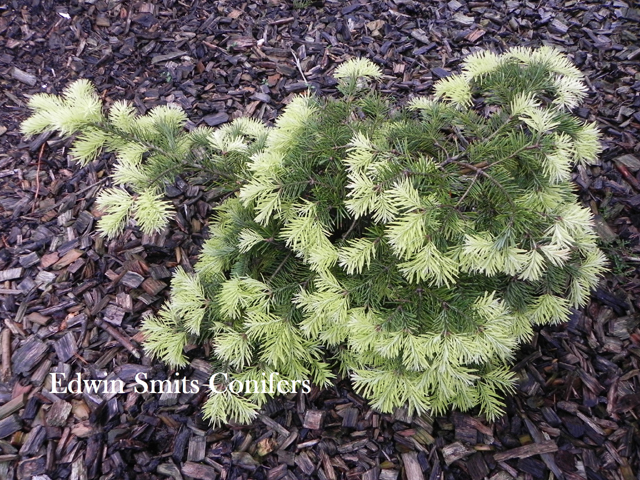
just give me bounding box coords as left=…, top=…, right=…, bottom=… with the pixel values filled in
left=341, top=217, right=360, bottom=240
left=94, top=121, right=179, bottom=163
left=448, top=160, right=517, bottom=223
left=268, top=252, right=292, bottom=283
left=455, top=171, right=481, bottom=207
left=437, top=115, right=515, bottom=169
left=143, top=151, right=241, bottom=191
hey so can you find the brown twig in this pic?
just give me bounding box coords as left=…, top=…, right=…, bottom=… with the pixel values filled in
left=455, top=171, right=481, bottom=207
left=268, top=252, right=292, bottom=283
left=32, top=143, right=45, bottom=213
left=615, top=162, right=640, bottom=191
left=94, top=318, right=141, bottom=359
left=1, top=328, right=11, bottom=381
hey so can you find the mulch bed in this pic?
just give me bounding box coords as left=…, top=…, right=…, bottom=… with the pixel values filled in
left=1, top=0, right=640, bottom=479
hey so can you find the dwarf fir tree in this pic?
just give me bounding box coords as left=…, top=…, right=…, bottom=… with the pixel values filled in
left=22, top=47, right=606, bottom=425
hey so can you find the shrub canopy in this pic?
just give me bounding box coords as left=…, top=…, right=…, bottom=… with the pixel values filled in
left=22, top=47, right=606, bottom=425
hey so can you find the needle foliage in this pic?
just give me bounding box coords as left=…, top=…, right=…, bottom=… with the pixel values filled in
left=22, top=47, right=606, bottom=425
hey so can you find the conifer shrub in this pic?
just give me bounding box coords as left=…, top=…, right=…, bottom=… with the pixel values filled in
left=22, top=47, right=607, bottom=425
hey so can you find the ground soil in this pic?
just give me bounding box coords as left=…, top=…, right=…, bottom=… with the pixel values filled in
left=1, top=1, right=640, bottom=479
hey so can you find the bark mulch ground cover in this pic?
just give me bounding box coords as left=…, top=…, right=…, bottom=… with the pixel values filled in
left=1, top=0, right=640, bottom=479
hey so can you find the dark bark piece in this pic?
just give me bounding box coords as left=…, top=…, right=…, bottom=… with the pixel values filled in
left=259, top=414, right=289, bottom=437
left=85, top=433, right=104, bottom=478
left=120, top=271, right=144, bottom=288
left=466, top=453, right=489, bottom=480
left=0, top=414, right=22, bottom=438
left=187, top=435, right=206, bottom=462
left=102, top=304, right=126, bottom=326
left=157, top=462, right=184, bottom=479
left=267, top=463, right=288, bottom=480
left=493, top=440, right=558, bottom=462
left=141, top=277, right=167, bottom=295
left=277, top=450, right=295, bottom=467
left=231, top=451, right=259, bottom=470
left=453, top=412, right=478, bottom=445
left=517, top=457, right=548, bottom=479
left=19, top=425, right=46, bottom=456
left=19, top=252, right=39, bottom=268
left=337, top=439, right=368, bottom=453
left=11, top=67, right=37, bottom=86
left=74, top=211, right=94, bottom=234
left=431, top=67, right=451, bottom=79
left=54, top=332, right=77, bottom=362
left=151, top=51, right=188, bottom=64
left=12, top=337, right=48, bottom=375
left=563, top=416, right=585, bottom=438
left=181, top=461, right=218, bottom=479
left=172, top=426, right=191, bottom=463
left=442, top=442, right=475, bottom=465
left=319, top=449, right=336, bottom=480
left=150, top=265, right=172, bottom=279
left=46, top=400, right=72, bottom=427
left=0, top=393, right=26, bottom=420
left=380, top=469, right=399, bottom=480
left=548, top=19, right=569, bottom=35
left=22, top=396, right=39, bottom=421
left=0, top=267, right=23, bottom=281
left=541, top=407, right=562, bottom=427
left=284, top=82, right=310, bottom=93
left=340, top=407, right=358, bottom=428
left=114, top=364, right=152, bottom=382
left=16, top=455, right=46, bottom=477
left=39, top=300, right=76, bottom=316
left=554, top=450, right=576, bottom=472
left=401, top=452, right=423, bottom=480
left=203, top=113, right=230, bottom=127
left=295, top=451, right=316, bottom=476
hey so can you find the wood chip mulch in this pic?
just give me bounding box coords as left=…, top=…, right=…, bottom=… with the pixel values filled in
left=1, top=1, right=640, bottom=479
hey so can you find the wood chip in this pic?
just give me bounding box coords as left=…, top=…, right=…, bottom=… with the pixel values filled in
left=294, top=451, right=316, bottom=475
left=0, top=414, right=22, bottom=438
left=380, top=469, right=399, bottom=480
left=54, top=333, right=77, bottom=363
left=0, top=393, right=26, bottom=420
left=19, top=424, right=46, bottom=456
left=259, top=414, right=289, bottom=437
left=12, top=337, right=48, bottom=375
left=151, top=51, right=187, bottom=64
left=493, top=440, right=558, bottom=462
left=303, top=409, right=325, bottom=430
left=401, top=452, right=423, bottom=480
left=187, top=435, right=206, bottom=462
left=141, top=277, right=167, bottom=295
left=46, top=401, right=72, bottom=427
left=25, top=312, right=50, bottom=326
left=267, top=463, right=288, bottom=480
left=11, top=67, right=37, bottom=86
left=467, top=453, right=490, bottom=480
left=52, top=249, right=84, bottom=270
left=442, top=441, right=475, bottom=465
left=19, top=252, right=39, bottom=268
left=0, top=268, right=23, bottom=281
left=120, top=271, right=144, bottom=288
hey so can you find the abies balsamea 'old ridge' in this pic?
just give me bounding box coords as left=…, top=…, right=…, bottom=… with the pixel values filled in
left=22, top=47, right=606, bottom=425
